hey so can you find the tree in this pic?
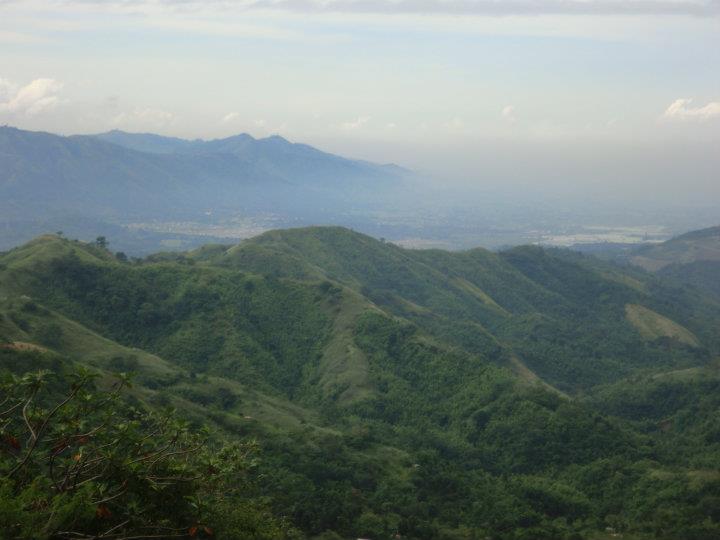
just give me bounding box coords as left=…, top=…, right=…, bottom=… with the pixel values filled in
left=95, top=236, right=108, bottom=250
left=216, top=386, right=239, bottom=410
left=0, top=367, right=296, bottom=539
left=35, top=322, right=64, bottom=348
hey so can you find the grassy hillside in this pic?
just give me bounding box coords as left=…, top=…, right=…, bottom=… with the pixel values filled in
left=630, top=226, right=720, bottom=272
left=617, top=225, right=720, bottom=305
left=209, top=228, right=719, bottom=389
left=2, top=229, right=720, bottom=539
left=625, top=304, right=699, bottom=347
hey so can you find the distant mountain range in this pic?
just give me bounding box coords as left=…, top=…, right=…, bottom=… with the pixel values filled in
left=0, top=126, right=410, bottom=250
left=93, top=128, right=407, bottom=182
left=95, top=129, right=404, bottom=175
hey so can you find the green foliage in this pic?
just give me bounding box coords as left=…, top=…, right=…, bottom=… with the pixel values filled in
left=95, top=236, right=108, bottom=250
left=0, top=359, right=298, bottom=539
left=107, top=354, right=140, bottom=373
left=34, top=322, right=63, bottom=348
left=660, top=260, right=720, bottom=301
left=31, top=250, right=331, bottom=395
left=2, top=228, right=720, bottom=539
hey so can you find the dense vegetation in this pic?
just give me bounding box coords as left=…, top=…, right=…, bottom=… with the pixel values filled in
left=0, top=348, right=298, bottom=539
left=1, top=227, right=719, bottom=539
left=659, top=260, right=720, bottom=301
left=598, top=225, right=720, bottom=302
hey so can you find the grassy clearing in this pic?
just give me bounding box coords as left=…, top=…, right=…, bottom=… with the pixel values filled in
left=316, top=287, right=379, bottom=405
left=625, top=304, right=700, bottom=347
left=0, top=295, right=177, bottom=376
left=508, top=354, right=569, bottom=398
left=0, top=292, right=330, bottom=438
left=600, top=270, right=647, bottom=293
left=451, top=276, right=510, bottom=316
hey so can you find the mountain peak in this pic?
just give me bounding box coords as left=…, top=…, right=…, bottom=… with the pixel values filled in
left=215, top=132, right=255, bottom=142
left=264, top=134, right=289, bottom=143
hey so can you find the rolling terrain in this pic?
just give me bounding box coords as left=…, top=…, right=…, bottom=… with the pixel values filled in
left=624, top=225, right=720, bottom=300
left=2, top=227, right=720, bottom=538
left=630, top=226, right=720, bottom=272
left=577, top=225, right=720, bottom=301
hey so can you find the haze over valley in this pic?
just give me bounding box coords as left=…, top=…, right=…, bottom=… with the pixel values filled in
left=1, top=125, right=718, bottom=255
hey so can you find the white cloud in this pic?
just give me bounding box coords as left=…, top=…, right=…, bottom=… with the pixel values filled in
left=444, top=117, right=465, bottom=131
left=0, top=30, right=46, bottom=44
left=662, top=98, right=720, bottom=122
left=50, top=1, right=720, bottom=17
left=221, top=111, right=241, bottom=123
left=502, top=105, right=516, bottom=122
left=0, top=77, right=63, bottom=116
left=341, top=116, right=370, bottom=130
left=326, top=0, right=715, bottom=16
left=0, top=78, right=17, bottom=102
left=143, top=18, right=302, bottom=40
left=222, top=115, right=270, bottom=132
left=111, top=107, right=175, bottom=129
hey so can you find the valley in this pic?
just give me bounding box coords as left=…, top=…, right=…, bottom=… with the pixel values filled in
left=2, top=127, right=718, bottom=255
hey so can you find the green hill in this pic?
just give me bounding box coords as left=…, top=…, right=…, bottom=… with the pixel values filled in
left=659, top=260, right=720, bottom=300
left=630, top=225, right=720, bottom=272
left=211, top=228, right=718, bottom=391
left=2, top=228, right=720, bottom=539
left=622, top=225, right=720, bottom=301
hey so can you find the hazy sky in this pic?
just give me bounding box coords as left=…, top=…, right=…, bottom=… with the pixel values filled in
left=1, top=0, right=718, bottom=198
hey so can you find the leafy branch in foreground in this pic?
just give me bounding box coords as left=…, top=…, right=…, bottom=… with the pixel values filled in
left=0, top=368, right=291, bottom=540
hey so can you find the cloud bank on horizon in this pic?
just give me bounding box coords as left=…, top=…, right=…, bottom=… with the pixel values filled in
left=23, top=0, right=720, bottom=17
left=662, top=99, right=720, bottom=121
left=241, top=0, right=719, bottom=16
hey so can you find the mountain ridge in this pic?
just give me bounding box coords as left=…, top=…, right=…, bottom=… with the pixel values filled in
left=10, top=225, right=713, bottom=392
left=92, top=128, right=407, bottom=172
left=623, top=224, right=720, bottom=300
left=0, top=125, right=412, bottom=251
left=630, top=224, right=720, bottom=271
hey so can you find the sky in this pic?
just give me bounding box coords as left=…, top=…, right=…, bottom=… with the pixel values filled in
left=0, top=0, right=719, bottom=200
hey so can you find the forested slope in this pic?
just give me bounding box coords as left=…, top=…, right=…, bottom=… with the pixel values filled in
left=1, top=229, right=719, bottom=539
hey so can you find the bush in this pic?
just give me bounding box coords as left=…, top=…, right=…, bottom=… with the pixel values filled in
left=0, top=367, right=297, bottom=539
left=35, top=322, right=63, bottom=348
